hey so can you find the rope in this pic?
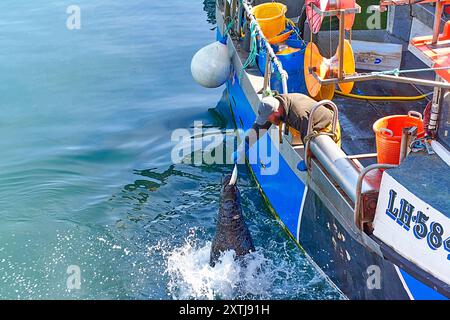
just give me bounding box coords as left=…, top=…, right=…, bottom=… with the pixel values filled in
left=303, top=130, right=336, bottom=145
left=240, top=20, right=258, bottom=78
left=219, top=21, right=234, bottom=44
left=286, top=18, right=307, bottom=47
left=303, top=130, right=337, bottom=171
left=263, top=87, right=274, bottom=97
left=335, top=90, right=430, bottom=101
left=225, top=20, right=234, bottom=34
left=370, top=65, right=450, bottom=77
left=219, top=8, right=236, bottom=44
left=410, top=137, right=428, bottom=153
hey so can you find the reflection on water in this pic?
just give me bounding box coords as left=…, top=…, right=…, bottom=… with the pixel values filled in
left=166, top=232, right=342, bottom=300
left=0, top=0, right=343, bottom=299
left=123, top=165, right=202, bottom=194
left=203, top=0, right=217, bottom=25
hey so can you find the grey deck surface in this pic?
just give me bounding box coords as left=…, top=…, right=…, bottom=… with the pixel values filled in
left=234, top=35, right=448, bottom=215
left=235, top=37, right=435, bottom=163
left=234, top=39, right=433, bottom=161
left=337, top=51, right=432, bottom=166
left=387, top=151, right=450, bottom=216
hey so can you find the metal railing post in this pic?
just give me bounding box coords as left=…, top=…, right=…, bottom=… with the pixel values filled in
left=307, top=100, right=339, bottom=137
left=241, top=1, right=289, bottom=94
left=354, top=164, right=397, bottom=231
left=304, top=100, right=340, bottom=171
left=432, top=1, right=444, bottom=45
left=263, top=53, right=272, bottom=93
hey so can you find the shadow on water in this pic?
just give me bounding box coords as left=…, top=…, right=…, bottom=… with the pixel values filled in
left=108, top=92, right=344, bottom=300
left=124, top=165, right=203, bottom=194
left=0, top=1, right=343, bottom=300
left=115, top=162, right=344, bottom=299
left=0, top=87, right=343, bottom=299
left=203, top=0, right=217, bottom=25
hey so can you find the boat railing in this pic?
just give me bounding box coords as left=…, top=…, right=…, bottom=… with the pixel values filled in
left=307, top=0, right=450, bottom=90
left=303, top=100, right=402, bottom=233
left=239, top=0, right=289, bottom=94
left=304, top=100, right=340, bottom=170
left=307, top=100, right=339, bottom=137
left=307, top=131, right=398, bottom=233
left=312, top=71, right=450, bottom=90
left=354, top=163, right=397, bottom=232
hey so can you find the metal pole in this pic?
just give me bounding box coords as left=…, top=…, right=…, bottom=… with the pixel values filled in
left=428, top=75, right=443, bottom=136
left=399, top=127, right=418, bottom=163
left=281, top=74, right=289, bottom=94
left=347, top=153, right=378, bottom=160
left=313, top=71, right=450, bottom=89
left=242, top=1, right=289, bottom=94
left=307, top=100, right=339, bottom=136
left=263, top=53, right=271, bottom=92
left=399, top=128, right=409, bottom=164
left=231, top=0, right=237, bottom=23
left=338, top=11, right=345, bottom=80
left=224, top=0, right=230, bottom=31
left=237, top=1, right=243, bottom=37
left=432, top=1, right=444, bottom=45
left=354, top=163, right=397, bottom=231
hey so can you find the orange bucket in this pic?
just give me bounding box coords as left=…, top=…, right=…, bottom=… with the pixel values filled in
left=372, top=111, right=425, bottom=165
left=252, top=3, right=287, bottom=39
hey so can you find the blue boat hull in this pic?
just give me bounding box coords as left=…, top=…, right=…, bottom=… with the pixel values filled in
left=225, top=68, right=447, bottom=300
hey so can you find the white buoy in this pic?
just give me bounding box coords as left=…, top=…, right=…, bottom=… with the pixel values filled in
left=191, top=41, right=231, bottom=88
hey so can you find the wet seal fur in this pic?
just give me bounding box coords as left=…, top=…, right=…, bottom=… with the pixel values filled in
left=210, top=166, right=255, bottom=266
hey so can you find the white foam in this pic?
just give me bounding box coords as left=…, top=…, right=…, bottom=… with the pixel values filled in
left=165, top=235, right=308, bottom=300
left=166, top=240, right=241, bottom=300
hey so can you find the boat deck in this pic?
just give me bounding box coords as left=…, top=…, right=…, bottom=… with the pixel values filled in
left=337, top=51, right=433, bottom=164
left=388, top=151, right=450, bottom=217
left=219, top=2, right=450, bottom=298
left=232, top=33, right=432, bottom=166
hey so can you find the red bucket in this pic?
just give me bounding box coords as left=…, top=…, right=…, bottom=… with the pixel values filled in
left=372, top=111, right=424, bottom=165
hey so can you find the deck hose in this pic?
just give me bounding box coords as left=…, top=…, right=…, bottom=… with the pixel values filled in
left=335, top=90, right=429, bottom=101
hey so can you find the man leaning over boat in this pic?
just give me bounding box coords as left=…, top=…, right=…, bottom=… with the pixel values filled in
left=233, top=93, right=341, bottom=163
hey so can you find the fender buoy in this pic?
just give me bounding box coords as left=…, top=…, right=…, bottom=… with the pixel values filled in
left=191, top=41, right=231, bottom=88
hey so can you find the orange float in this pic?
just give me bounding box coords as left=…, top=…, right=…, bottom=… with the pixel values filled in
left=304, top=42, right=332, bottom=97
left=306, top=0, right=356, bottom=34
left=334, top=39, right=355, bottom=94
left=337, top=0, right=356, bottom=31
left=304, top=39, right=355, bottom=99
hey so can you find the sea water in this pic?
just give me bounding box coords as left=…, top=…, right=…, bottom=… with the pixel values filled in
left=0, top=0, right=342, bottom=300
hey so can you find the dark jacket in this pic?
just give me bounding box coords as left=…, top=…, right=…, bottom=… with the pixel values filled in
left=252, top=93, right=334, bottom=142
left=277, top=93, right=334, bottom=139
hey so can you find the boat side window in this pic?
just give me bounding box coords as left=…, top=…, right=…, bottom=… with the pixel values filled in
left=438, top=92, right=450, bottom=150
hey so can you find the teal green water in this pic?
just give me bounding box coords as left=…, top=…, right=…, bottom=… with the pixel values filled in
left=0, top=1, right=342, bottom=299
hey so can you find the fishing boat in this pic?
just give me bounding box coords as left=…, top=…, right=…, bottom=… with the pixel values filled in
left=193, top=0, right=450, bottom=299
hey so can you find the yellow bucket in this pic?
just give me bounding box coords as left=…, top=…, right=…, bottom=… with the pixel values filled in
left=252, top=3, right=287, bottom=39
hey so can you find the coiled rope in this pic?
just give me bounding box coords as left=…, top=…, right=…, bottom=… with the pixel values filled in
left=240, top=20, right=259, bottom=77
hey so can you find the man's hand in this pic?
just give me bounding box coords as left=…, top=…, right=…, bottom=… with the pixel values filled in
left=231, top=141, right=249, bottom=164
left=232, top=150, right=239, bottom=164
left=232, top=149, right=245, bottom=164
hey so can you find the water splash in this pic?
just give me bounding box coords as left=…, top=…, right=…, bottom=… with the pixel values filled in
left=164, top=232, right=344, bottom=300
